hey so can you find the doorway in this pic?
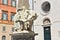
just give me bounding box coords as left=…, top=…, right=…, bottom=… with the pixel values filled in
left=44, top=26, right=51, bottom=40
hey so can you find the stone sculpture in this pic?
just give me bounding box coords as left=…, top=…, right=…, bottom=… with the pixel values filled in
left=14, top=6, right=37, bottom=32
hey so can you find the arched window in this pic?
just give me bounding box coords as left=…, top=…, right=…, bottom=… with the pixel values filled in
left=2, top=36, right=6, bottom=40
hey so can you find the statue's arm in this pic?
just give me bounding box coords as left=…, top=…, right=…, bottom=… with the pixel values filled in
left=30, top=13, right=38, bottom=21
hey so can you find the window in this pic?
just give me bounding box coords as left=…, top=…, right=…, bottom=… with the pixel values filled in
left=12, top=27, right=14, bottom=32
left=2, top=0, right=8, bottom=5
left=11, top=13, right=15, bottom=21
left=3, top=26, right=6, bottom=31
left=11, top=0, right=16, bottom=7
left=41, top=1, right=51, bottom=13
left=2, top=36, right=6, bottom=40
left=2, top=11, right=8, bottom=20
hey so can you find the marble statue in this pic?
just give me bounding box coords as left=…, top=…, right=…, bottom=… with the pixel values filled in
left=14, top=6, right=37, bottom=32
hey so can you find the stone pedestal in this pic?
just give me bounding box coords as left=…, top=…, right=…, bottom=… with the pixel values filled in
left=10, top=32, right=38, bottom=40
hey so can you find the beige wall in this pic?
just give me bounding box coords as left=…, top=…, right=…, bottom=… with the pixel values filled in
left=0, top=24, right=13, bottom=40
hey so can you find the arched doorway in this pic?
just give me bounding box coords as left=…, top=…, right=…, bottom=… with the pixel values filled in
left=2, top=36, right=6, bottom=40
left=43, top=18, right=51, bottom=40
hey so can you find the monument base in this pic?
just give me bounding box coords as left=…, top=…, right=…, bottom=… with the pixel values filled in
left=10, top=31, right=38, bottom=40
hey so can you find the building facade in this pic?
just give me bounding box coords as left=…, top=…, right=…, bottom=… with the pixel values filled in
left=32, top=0, right=60, bottom=40
left=1, top=0, right=60, bottom=40
left=0, top=0, right=16, bottom=40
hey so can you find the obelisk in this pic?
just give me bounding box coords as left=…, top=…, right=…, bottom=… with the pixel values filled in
left=18, top=0, right=29, bottom=9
